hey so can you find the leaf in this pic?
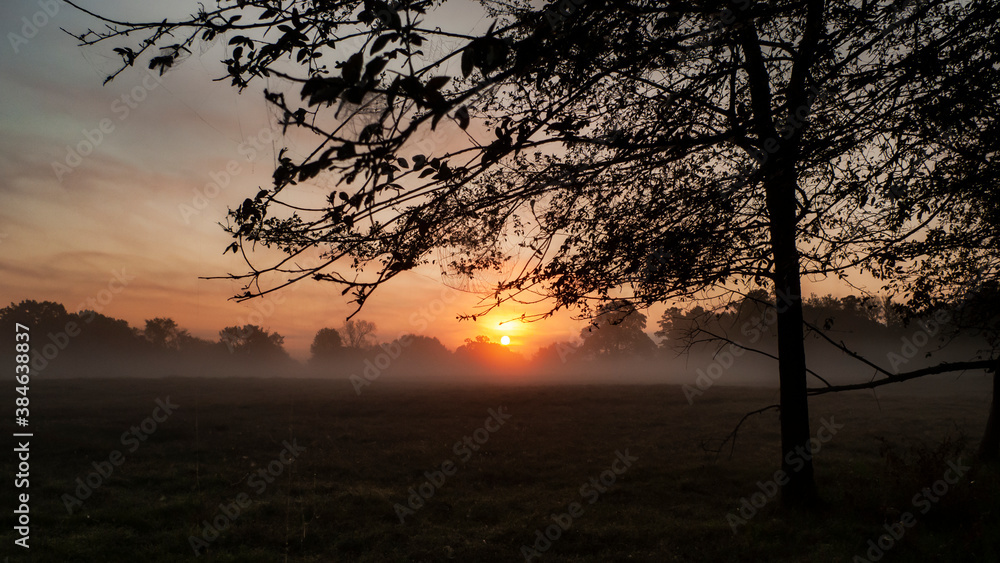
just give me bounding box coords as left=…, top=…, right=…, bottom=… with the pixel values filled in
left=301, top=76, right=346, bottom=106
left=337, top=142, right=356, bottom=159
left=426, top=76, right=450, bottom=91
left=455, top=105, right=470, bottom=130
left=385, top=76, right=400, bottom=108
left=434, top=162, right=452, bottom=181
left=461, top=47, right=475, bottom=78
left=364, top=57, right=388, bottom=80
left=370, top=34, right=392, bottom=54
left=400, top=76, right=424, bottom=101
left=419, top=168, right=435, bottom=178
left=343, top=86, right=366, bottom=105
left=397, top=157, right=409, bottom=168
left=358, top=122, right=382, bottom=143
left=341, top=52, right=364, bottom=84
left=148, top=55, right=174, bottom=74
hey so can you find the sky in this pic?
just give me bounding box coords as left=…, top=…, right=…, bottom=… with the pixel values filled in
left=0, top=0, right=853, bottom=361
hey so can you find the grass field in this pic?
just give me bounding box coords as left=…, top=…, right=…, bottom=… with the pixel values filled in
left=2, top=377, right=998, bottom=562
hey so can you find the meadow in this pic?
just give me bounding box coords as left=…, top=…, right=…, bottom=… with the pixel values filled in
left=2, top=377, right=998, bottom=562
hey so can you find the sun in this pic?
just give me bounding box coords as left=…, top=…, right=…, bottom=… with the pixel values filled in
left=500, top=335, right=511, bottom=346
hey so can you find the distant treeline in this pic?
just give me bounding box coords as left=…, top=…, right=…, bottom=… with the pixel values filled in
left=0, top=293, right=988, bottom=382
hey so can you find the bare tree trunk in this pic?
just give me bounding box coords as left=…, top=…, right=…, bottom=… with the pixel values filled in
left=979, top=360, right=1000, bottom=462
left=767, top=175, right=819, bottom=506
left=739, top=0, right=823, bottom=507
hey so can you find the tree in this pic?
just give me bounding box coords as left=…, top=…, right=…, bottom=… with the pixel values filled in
left=0, top=300, right=77, bottom=374
left=0, top=300, right=71, bottom=330
left=454, top=335, right=523, bottom=370
left=341, top=319, right=377, bottom=350
left=813, top=3, right=1000, bottom=459
left=892, top=14, right=1000, bottom=459
left=310, top=327, right=345, bottom=363
left=143, top=318, right=190, bottom=351
left=578, top=300, right=655, bottom=359
left=882, top=115, right=1000, bottom=459
left=219, top=324, right=290, bottom=361
left=72, top=0, right=1000, bottom=504
left=533, top=340, right=583, bottom=365
left=395, top=334, right=451, bottom=362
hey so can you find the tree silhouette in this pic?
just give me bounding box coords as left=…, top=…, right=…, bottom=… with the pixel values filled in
left=219, top=324, right=290, bottom=361
left=143, top=318, right=190, bottom=351
left=341, top=319, right=377, bottom=350
left=72, top=0, right=1000, bottom=503
left=579, top=300, right=655, bottom=359
left=883, top=110, right=1000, bottom=459
left=395, top=334, right=450, bottom=362
left=454, top=335, right=523, bottom=370
left=0, top=300, right=71, bottom=331
left=0, top=300, right=78, bottom=374
left=533, top=340, right=583, bottom=366
left=817, top=1, right=1000, bottom=458
left=310, top=327, right=345, bottom=363
left=900, top=13, right=1000, bottom=459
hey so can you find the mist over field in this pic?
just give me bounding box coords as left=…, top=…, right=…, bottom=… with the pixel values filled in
left=3, top=294, right=998, bottom=562
left=4, top=0, right=1000, bottom=560
left=2, top=294, right=994, bottom=407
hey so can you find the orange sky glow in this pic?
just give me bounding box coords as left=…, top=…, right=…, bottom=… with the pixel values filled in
left=0, top=1, right=858, bottom=361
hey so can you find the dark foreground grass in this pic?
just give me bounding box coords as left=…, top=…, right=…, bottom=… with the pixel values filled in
left=1, top=377, right=998, bottom=562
